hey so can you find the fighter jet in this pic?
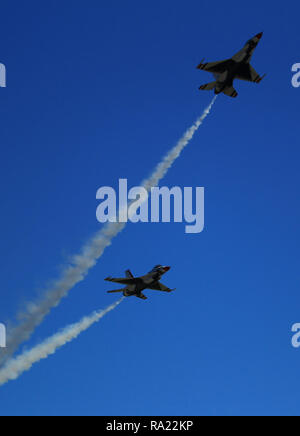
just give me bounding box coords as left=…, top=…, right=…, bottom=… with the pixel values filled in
left=105, top=265, right=175, bottom=300
left=197, top=32, right=265, bottom=98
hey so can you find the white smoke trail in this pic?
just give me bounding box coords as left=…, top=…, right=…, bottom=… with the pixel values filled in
left=141, top=96, right=217, bottom=192
left=0, top=96, right=217, bottom=365
left=0, top=298, right=124, bottom=387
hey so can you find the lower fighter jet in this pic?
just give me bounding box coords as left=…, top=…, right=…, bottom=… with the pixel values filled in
left=197, top=32, right=265, bottom=98
left=105, top=265, right=175, bottom=300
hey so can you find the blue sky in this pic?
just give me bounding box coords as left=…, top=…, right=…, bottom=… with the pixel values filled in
left=0, top=0, right=299, bottom=416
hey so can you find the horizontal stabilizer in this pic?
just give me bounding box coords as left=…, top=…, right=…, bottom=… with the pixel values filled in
left=199, top=81, right=216, bottom=91
left=107, top=289, right=124, bottom=294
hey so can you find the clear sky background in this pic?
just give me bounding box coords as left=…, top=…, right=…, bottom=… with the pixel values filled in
left=0, top=0, right=299, bottom=416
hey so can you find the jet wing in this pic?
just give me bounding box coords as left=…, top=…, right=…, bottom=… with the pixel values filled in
left=107, top=289, right=125, bottom=294
left=148, top=282, right=175, bottom=293
left=197, top=59, right=230, bottom=73
left=136, top=293, right=148, bottom=300
left=235, top=64, right=265, bottom=83
left=199, top=81, right=217, bottom=91
left=105, top=277, right=138, bottom=285
left=223, top=86, right=238, bottom=98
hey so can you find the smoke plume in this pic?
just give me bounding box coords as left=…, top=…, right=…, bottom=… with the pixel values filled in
left=0, top=298, right=124, bottom=386
left=0, top=96, right=217, bottom=366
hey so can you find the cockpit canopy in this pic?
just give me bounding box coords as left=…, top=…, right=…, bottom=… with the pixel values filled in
left=245, top=38, right=256, bottom=48
left=150, top=265, right=163, bottom=273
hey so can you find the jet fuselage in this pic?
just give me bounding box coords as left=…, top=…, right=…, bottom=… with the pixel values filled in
left=197, top=32, right=265, bottom=98
left=123, top=269, right=167, bottom=297
left=105, top=265, right=173, bottom=300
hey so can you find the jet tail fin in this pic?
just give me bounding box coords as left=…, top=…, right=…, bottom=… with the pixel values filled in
left=107, top=289, right=124, bottom=294
left=125, top=269, right=134, bottom=278
left=199, top=81, right=217, bottom=91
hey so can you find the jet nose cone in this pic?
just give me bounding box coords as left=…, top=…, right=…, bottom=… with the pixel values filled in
left=256, top=32, right=263, bottom=39
left=163, top=266, right=171, bottom=272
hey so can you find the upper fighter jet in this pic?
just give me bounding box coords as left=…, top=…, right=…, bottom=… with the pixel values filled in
left=197, top=32, right=265, bottom=98
left=105, top=265, right=175, bottom=300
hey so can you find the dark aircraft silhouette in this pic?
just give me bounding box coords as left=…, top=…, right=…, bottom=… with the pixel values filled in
left=197, top=32, right=265, bottom=97
left=105, top=265, right=175, bottom=300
